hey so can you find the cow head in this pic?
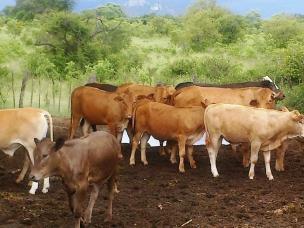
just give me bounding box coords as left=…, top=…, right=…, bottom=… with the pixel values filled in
left=290, top=110, right=304, bottom=137
left=114, top=92, right=133, bottom=119
left=29, top=138, right=65, bottom=181
left=154, top=86, right=176, bottom=104
left=262, top=76, right=285, bottom=100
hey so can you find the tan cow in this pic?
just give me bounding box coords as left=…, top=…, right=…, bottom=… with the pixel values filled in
left=30, top=131, right=120, bottom=227
left=204, top=104, right=304, bottom=180
left=0, top=108, right=53, bottom=194
left=69, top=86, right=133, bottom=153
left=130, top=101, right=205, bottom=172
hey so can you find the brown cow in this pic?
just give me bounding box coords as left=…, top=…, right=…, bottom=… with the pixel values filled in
left=172, top=86, right=280, bottom=109
left=204, top=104, right=304, bottom=180
left=116, top=83, right=176, bottom=104
left=29, top=131, right=120, bottom=227
left=130, top=101, right=205, bottom=172
left=69, top=86, right=133, bottom=152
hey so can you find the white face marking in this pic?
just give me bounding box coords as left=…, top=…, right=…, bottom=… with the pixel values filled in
left=262, top=76, right=279, bottom=90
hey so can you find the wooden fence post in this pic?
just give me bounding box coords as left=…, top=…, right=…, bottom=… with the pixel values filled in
left=19, top=71, right=29, bottom=108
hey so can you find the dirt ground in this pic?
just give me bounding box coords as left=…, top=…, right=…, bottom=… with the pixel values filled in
left=1, top=117, right=304, bottom=228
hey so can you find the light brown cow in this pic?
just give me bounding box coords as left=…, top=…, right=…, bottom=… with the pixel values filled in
left=116, top=83, right=175, bottom=104
left=130, top=101, right=205, bottom=172
left=204, top=104, right=304, bottom=180
left=30, top=131, right=120, bottom=228
left=172, top=86, right=280, bottom=109
left=0, top=108, right=53, bottom=194
left=69, top=86, right=133, bottom=152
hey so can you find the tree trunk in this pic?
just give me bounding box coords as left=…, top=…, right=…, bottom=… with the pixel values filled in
left=58, top=79, right=62, bottom=113
left=52, top=79, right=55, bottom=108
left=38, top=76, right=41, bottom=108
left=11, top=73, right=16, bottom=108
left=19, top=72, right=29, bottom=108
left=68, top=80, right=72, bottom=111
left=30, top=76, right=34, bottom=106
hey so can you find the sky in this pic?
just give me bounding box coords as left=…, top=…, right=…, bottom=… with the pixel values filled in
left=0, top=0, right=303, bottom=18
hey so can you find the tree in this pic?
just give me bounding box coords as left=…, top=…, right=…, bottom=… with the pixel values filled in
left=3, top=0, right=75, bottom=20
left=263, top=15, right=304, bottom=48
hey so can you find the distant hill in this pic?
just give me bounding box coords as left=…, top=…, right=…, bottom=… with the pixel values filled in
left=1, top=0, right=304, bottom=18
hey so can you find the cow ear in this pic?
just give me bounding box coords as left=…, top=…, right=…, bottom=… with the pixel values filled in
left=271, top=92, right=280, bottom=100
left=146, top=93, right=155, bottom=100
left=114, top=96, right=124, bottom=102
left=200, top=99, right=209, bottom=109
left=291, top=110, right=304, bottom=123
left=279, top=106, right=289, bottom=112
left=34, top=138, right=41, bottom=145
left=53, top=138, right=65, bottom=152
left=250, top=99, right=258, bottom=107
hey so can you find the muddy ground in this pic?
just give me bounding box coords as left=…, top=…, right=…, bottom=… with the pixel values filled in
left=1, top=117, right=304, bottom=227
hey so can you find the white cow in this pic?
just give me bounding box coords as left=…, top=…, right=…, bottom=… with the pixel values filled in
left=204, top=104, right=304, bottom=180
left=0, top=108, right=53, bottom=194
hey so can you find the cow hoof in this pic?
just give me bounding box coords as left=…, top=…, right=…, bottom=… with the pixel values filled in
left=249, top=176, right=254, bottom=180
left=15, top=178, right=22, bottom=184
left=42, top=188, right=49, bottom=194
left=142, top=161, right=148, bottom=166
left=179, top=168, right=185, bottom=173
left=29, top=190, right=36, bottom=195
left=129, top=161, right=135, bottom=166
left=213, top=174, right=219, bottom=178
left=170, top=159, right=177, bottom=164
left=268, top=175, right=274, bottom=181
left=275, top=164, right=284, bottom=172
left=104, top=215, right=112, bottom=223
left=190, top=163, right=197, bottom=169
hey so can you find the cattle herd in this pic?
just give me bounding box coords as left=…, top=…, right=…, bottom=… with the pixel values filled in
left=0, top=76, right=304, bottom=227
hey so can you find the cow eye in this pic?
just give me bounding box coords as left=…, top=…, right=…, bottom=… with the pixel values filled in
left=42, top=154, right=48, bottom=158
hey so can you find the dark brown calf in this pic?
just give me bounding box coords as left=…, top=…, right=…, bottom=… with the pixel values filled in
left=30, top=131, right=120, bottom=228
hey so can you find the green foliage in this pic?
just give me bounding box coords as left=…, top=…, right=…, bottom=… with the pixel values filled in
left=0, top=0, right=304, bottom=114
left=262, top=15, right=304, bottom=48
left=283, top=84, right=304, bottom=113
left=4, top=0, right=75, bottom=20
left=95, top=3, right=126, bottom=19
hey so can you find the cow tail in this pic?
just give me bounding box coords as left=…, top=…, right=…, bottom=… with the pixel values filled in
left=204, top=106, right=210, bottom=146
left=132, top=105, right=138, bottom=134
left=43, top=111, right=54, bottom=141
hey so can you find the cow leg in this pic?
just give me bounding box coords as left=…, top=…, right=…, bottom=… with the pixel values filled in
left=105, top=175, right=116, bottom=222
left=248, top=141, right=261, bottom=180
left=116, top=132, right=124, bottom=160
left=23, top=143, right=40, bottom=195
left=275, top=141, right=288, bottom=171
left=140, top=133, right=150, bottom=165
left=16, top=154, right=30, bottom=183
left=206, top=136, right=221, bottom=177
left=69, top=114, right=81, bottom=139
left=130, top=132, right=142, bottom=165
left=169, top=142, right=178, bottom=164
left=159, top=140, right=166, bottom=156
left=177, top=137, right=187, bottom=173
left=187, top=145, right=197, bottom=169
left=126, top=123, right=133, bottom=145
left=84, top=184, right=99, bottom=225
left=241, top=143, right=250, bottom=168
left=42, top=177, right=50, bottom=194
left=73, top=187, right=87, bottom=228
left=81, top=119, right=91, bottom=136
left=263, top=151, right=274, bottom=180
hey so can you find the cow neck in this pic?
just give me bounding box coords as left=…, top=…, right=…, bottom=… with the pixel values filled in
left=54, top=150, right=73, bottom=182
